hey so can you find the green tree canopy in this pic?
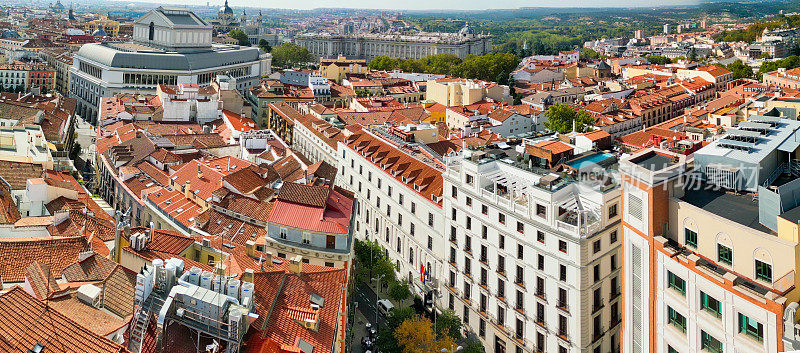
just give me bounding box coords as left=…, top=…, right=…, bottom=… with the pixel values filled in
left=646, top=55, right=671, bottom=65
left=258, top=39, right=271, bottom=53
left=228, top=29, right=250, bottom=47
left=271, top=43, right=315, bottom=68
left=376, top=307, right=416, bottom=353
left=432, top=309, right=463, bottom=342
left=716, top=59, right=752, bottom=79
left=367, top=52, right=519, bottom=82
left=543, top=103, right=594, bottom=133
left=387, top=280, right=411, bottom=303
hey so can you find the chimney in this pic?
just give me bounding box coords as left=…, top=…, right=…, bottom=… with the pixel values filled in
left=197, top=163, right=203, bottom=179
left=242, top=269, right=255, bottom=283
left=245, top=240, right=256, bottom=257
left=265, top=251, right=273, bottom=266
left=289, top=255, right=303, bottom=274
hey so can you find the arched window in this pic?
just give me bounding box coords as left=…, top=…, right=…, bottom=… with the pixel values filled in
left=148, top=22, right=154, bottom=41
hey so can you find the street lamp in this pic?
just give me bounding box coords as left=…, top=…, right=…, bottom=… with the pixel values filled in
left=441, top=345, right=463, bottom=353
left=371, top=274, right=385, bottom=325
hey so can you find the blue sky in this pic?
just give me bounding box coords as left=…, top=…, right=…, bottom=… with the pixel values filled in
left=152, top=0, right=701, bottom=11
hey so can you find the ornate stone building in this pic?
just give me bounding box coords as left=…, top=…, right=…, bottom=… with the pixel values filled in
left=295, top=24, right=492, bottom=61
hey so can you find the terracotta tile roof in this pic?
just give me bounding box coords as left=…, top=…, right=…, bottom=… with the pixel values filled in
left=344, top=132, right=443, bottom=205
left=24, top=262, right=63, bottom=300
left=268, top=188, right=353, bottom=235
left=580, top=129, right=611, bottom=142
left=249, top=265, right=347, bottom=353
left=213, top=192, right=274, bottom=224
left=125, top=227, right=195, bottom=255
left=533, top=140, right=574, bottom=154
left=100, top=265, right=137, bottom=318
left=47, top=291, right=129, bottom=337
left=61, top=252, right=118, bottom=282
left=194, top=209, right=266, bottom=246
left=223, top=167, right=269, bottom=196
left=0, top=160, right=43, bottom=190
left=276, top=182, right=330, bottom=207
left=0, top=287, right=127, bottom=353
left=0, top=236, right=88, bottom=283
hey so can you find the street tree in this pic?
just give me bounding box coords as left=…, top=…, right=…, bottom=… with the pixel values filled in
left=394, top=316, right=456, bottom=353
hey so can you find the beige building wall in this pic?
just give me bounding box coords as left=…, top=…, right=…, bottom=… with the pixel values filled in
left=668, top=198, right=800, bottom=299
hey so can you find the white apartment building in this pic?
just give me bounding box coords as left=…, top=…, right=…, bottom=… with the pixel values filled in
left=443, top=149, right=622, bottom=353
left=337, top=130, right=446, bottom=298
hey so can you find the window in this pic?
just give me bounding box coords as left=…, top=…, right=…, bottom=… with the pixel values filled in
left=428, top=213, right=434, bottom=227
left=466, top=196, right=472, bottom=207
left=610, top=255, right=617, bottom=270
left=410, top=223, right=416, bottom=235
left=498, top=213, right=506, bottom=224
left=411, top=202, right=416, bottom=214
left=684, top=228, right=697, bottom=248
left=667, top=306, right=686, bottom=333
left=481, top=225, right=488, bottom=239
left=481, top=204, right=488, bottom=215
left=559, top=240, right=567, bottom=253
left=465, top=236, right=472, bottom=253
left=451, top=208, right=457, bottom=220
left=497, top=278, right=504, bottom=298
left=498, top=255, right=505, bottom=274
left=537, top=231, right=545, bottom=243
left=302, top=232, right=312, bottom=245
left=368, top=171, right=372, bottom=182
left=397, top=213, right=401, bottom=226
left=426, top=234, right=431, bottom=250
left=536, top=204, right=546, bottom=218
left=701, top=331, right=723, bottom=353
left=717, top=244, right=732, bottom=265
left=466, top=216, right=472, bottom=230
left=628, top=193, right=643, bottom=220
left=667, top=271, right=685, bottom=295
left=593, top=264, right=600, bottom=282
left=479, top=319, right=485, bottom=337
left=668, top=346, right=679, bottom=353
left=517, top=244, right=524, bottom=260
left=463, top=304, right=469, bottom=324
left=517, top=221, right=524, bottom=233
left=499, top=234, right=505, bottom=249
left=608, top=204, right=618, bottom=218
left=558, top=315, right=567, bottom=336
left=738, top=313, right=763, bottom=342
left=700, top=291, right=722, bottom=318
left=148, top=22, right=154, bottom=40
left=537, top=254, right=544, bottom=271
left=516, top=265, right=524, bottom=285
left=466, top=174, right=474, bottom=185
left=279, top=228, right=288, bottom=239
left=593, top=240, right=601, bottom=254
left=610, top=230, right=617, bottom=244
left=399, top=194, right=404, bottom=206
left=559, top=265, right=567, bottom=281
left=755, top=259, right=772, bottom=282
left=451, top=186, right=458, bottom=198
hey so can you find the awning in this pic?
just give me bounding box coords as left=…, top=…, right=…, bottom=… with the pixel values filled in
left=778, top=137, right=800, bottom=153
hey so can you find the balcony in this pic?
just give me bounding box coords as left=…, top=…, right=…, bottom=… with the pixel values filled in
left=556, top=301, right=569, bottom=313
left=534, top=290, right=546, bottom=301
left=609, top=289, right=621, bottom=301
left=592, top=300, right=604, bottom=313
left=515, top=277, right=525, bottom=288
left=535, top=316, right=546, bottom=329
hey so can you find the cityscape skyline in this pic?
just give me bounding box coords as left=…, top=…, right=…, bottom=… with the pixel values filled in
left=111, top=0, right=702, bottom=11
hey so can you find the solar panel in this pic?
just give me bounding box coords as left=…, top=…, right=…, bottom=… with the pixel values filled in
left=738, top=121, right=771, bottom=131
left=750, top=115, right=781, bottom=126
left=726, top=129, right=762, bottom=139
left=718, top=138, right=754, bottom=151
